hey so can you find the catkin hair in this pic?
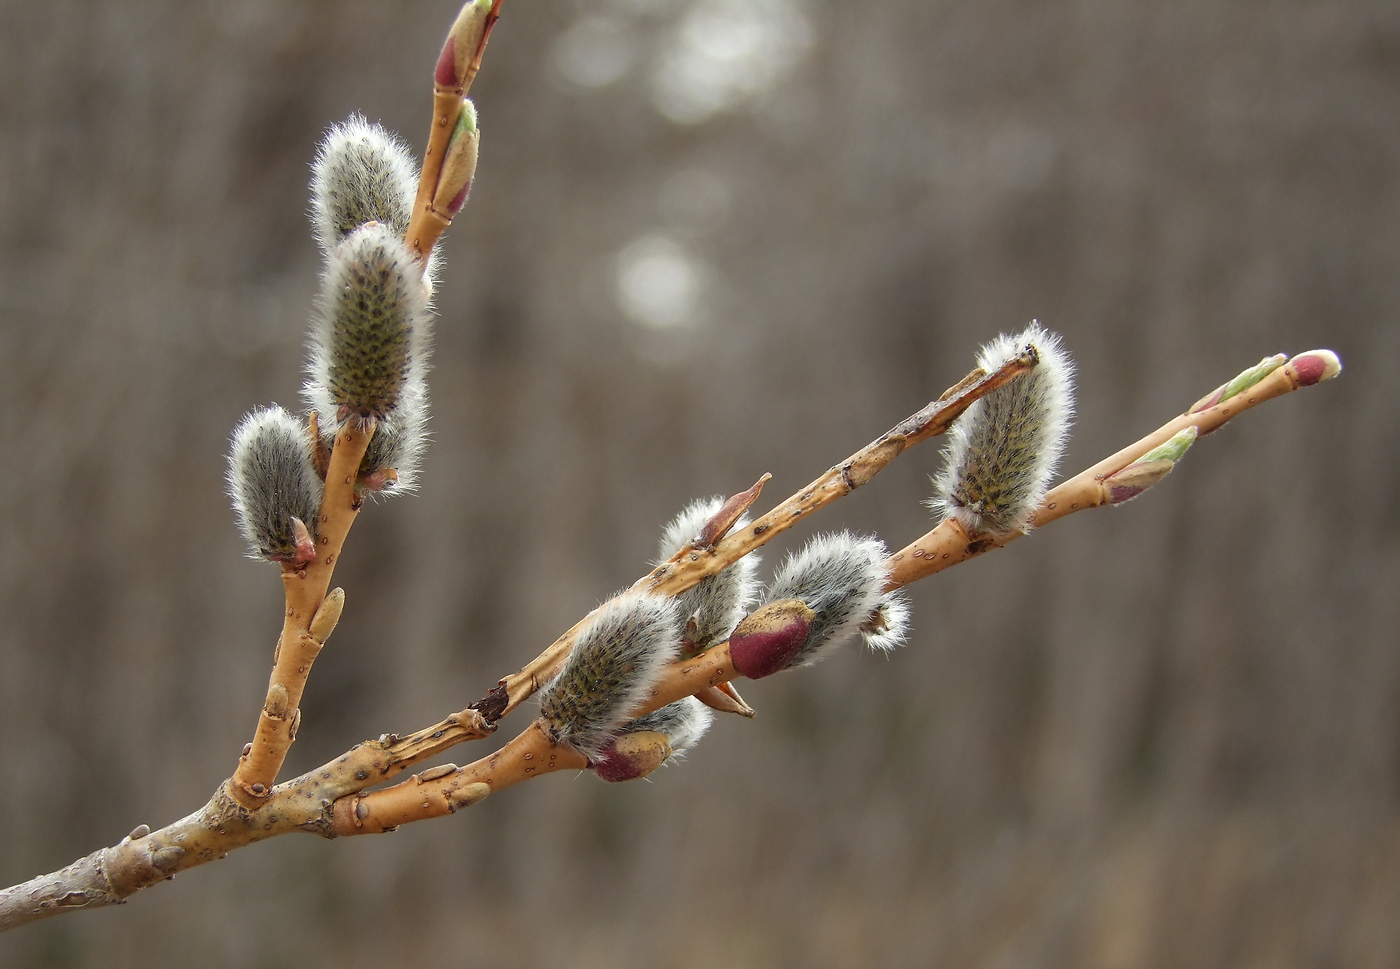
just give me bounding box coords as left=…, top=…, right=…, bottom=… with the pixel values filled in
left=227, top=406, right=323, bottom=561
left=622, top=696, right=713, bottom=755
left=931, top=322, right=1075, bottom=537
left=308, top=222, right=432, bottom=421
left=310, top=115, right=419, bottom=256
left=538, top=593, right=681, bottom=757
left=656, top=497, right=759, bottom=654
left=303, top=375, right=430, bottom=496
left=861, top=592, right=911, bottom=653
left=763, top=532, right=890, bottom=668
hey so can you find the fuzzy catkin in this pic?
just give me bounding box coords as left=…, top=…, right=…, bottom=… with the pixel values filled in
left=622, top=696, right=713, bottom=755
left=932, top=322, right=1075, bottom=537
left=227, top=406, right=323, bottom=561
left=656, top=497, right=759, bottom=654
left=309, top=222, right=431, bottom=421
left=861, top=592, right=911, bottom=652
left=304, top=375, right=429, bottom=495
left=763, top=532, right=890, bottom=668
left=538, top=594, right=682, bottom=757
left=310, top=116, right=418, bottom=256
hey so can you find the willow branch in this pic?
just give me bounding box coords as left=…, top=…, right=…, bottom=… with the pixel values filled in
left=228, top=418, right=374, bottom=808
left=406, top=0, right=502, bottom=262
left=0, top=349, right=1338, bottom=923
left=332, top=350, right=1344, bottom=835
left=484, top=352, right=1037, bottom=726
left=883, top=349, right=1340, bottom=588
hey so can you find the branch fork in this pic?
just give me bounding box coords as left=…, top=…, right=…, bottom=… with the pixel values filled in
left=0, top=0, right=1344, bottom=934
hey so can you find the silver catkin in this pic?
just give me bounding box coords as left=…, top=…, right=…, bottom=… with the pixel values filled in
left=656, top=497, right=760, bottom=654
left=538, top=593, right=682, bottom=757
left=310, top=115, right=418, bottom=256
left=308, top=222, right=432, bottom=421
left=861, top=592, right=911, bottom=653
left=227, top=406, right=323, bottom=562
left=931, top=322, right=1075, bottom=537
left=622, top=696, right=713, bottom=756
left=762, top=532, right=890, bottom=668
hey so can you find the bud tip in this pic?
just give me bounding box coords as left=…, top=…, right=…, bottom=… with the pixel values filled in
left=1291, top=349, right=1341, bottom=386
left=730, top=599, right=815, bottom=680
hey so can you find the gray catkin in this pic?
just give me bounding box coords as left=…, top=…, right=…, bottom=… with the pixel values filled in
left=762, top=532, right=889, bottom=668
left=227, top=406, right=323, bottom=561
left=932, top=322, right=1075, bottom=537
left=308, top=222, right=431, bottom=421
left=538, top=593, right=682, bottom=757
left=310, top=115, right=419, bottom=256
left=860, top=592, right=911, bottom=653
left=622, top=696, right=713, bottom=755
left=656, top=497, right=760, bottom=654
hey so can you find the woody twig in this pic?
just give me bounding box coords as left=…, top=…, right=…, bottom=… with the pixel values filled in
left=331, top=348, right=1341, bottom=837
left=405, top=0, right=497, bottom=264
left=884, top=349, right=1342, bottom=589
left=0, top=0, right=1346, bottom=939
left=228, top=418, right=373, bottom=808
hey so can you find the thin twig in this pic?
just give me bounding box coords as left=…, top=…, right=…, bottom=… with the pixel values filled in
left=228, top=419, right=373, bottom=808
left=883, top=350, right=1338, bottom=588
left=405, top=0, right=503, bottom=262
left=490, top=353, right=1036, bottom=722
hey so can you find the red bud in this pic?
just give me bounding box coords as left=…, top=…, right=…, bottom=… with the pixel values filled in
left=729, top=599, right=815, bottom=679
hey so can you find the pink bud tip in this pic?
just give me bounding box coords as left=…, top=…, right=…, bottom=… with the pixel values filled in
left=435, top=38, right=458, bottom=87
left=290, top=516, right=316, bottom=563
left=1290, top=350, right=1341, bottom=386
left=1188, top=387, right=1225, bottom=415
left=730, top=599, right=815, bottom=680
left=1108, top=483, right=1148, bottom=504
left=446, top=181, right=472, bottom=216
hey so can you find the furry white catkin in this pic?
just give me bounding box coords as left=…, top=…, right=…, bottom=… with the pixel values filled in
left=932, top=321, right=1075, bottom=537
left=621, top=696, right=714, bottom=755
left=310, top=116, right=419, bottom=257
left=763, top=532, right=895, bottom=668
left=303, top=376, right=430, bottom=496
left=227, top=406, right=324, bottom=562
left=656, top=497, right=760, bottom=655
left=538, top=593, right=682, bottom=757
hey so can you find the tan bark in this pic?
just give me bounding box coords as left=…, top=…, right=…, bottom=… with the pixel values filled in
left=496, top=353, right=1037, bottom=721
left=229, top=420, right=373, bottom=807
left=334, top=722, right=585, bottom=836
left=406, top=0, right=502, bottom=263
left=885, top=352, right=1333, bottom=590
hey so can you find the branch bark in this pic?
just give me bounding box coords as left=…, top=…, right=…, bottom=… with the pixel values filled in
left=0, top=345, right=1339, bottom=927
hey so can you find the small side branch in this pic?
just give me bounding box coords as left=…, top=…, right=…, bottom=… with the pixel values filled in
left=229, top=419, right=373, bottom=808
left=492, top=353, right=1036, bottom=721
left=884, top=350, right=1339, bottom=588
left=0, top=350, right=1338, bottom=926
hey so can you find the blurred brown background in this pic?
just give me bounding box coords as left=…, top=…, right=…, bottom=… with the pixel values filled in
left=1, top=0, right=1397, bottom=966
